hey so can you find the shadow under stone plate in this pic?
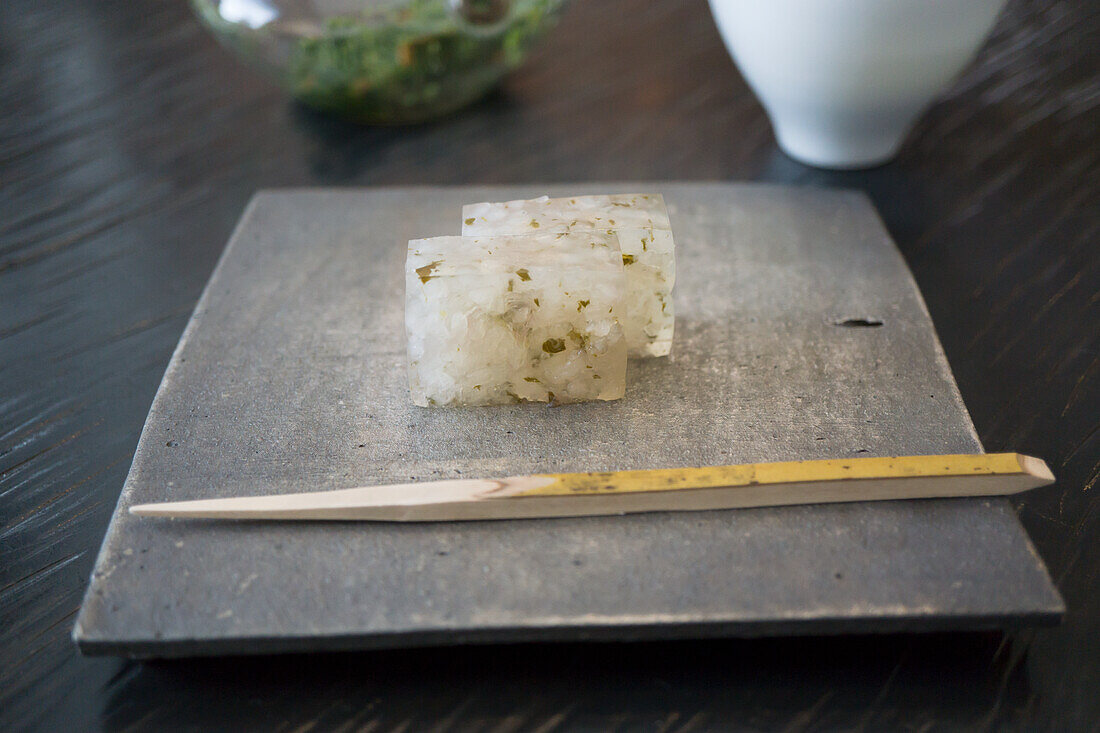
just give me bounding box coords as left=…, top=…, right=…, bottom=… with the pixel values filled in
left=73, top=183, right=1063, bottom=658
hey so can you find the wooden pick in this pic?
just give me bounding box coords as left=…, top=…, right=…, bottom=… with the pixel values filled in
left=128, top=453, right=1054, bottom=523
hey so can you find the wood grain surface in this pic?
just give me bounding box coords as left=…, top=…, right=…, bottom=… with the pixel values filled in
left=1, top=0, right=1097, bottom=730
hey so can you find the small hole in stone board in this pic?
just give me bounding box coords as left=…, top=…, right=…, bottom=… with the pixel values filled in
left=833, top=317, right=884, bottom=328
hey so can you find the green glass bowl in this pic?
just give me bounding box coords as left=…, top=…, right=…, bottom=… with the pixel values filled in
left=191, top=0, right=565, bottom=124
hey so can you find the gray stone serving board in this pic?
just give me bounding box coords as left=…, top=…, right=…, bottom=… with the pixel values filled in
left=74, top=183, right=1062, bottom=658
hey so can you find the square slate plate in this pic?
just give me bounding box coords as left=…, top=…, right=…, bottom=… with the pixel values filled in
left=74, top=183, right=1062, bottom=658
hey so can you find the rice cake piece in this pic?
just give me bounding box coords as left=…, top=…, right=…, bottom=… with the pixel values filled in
left=462, top=194, right=676, bottom=357
left=405, top=232, right=628, bottom=407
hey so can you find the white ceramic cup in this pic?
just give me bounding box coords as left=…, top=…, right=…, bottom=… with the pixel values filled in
left=707, top=0, right=1008, bottom=168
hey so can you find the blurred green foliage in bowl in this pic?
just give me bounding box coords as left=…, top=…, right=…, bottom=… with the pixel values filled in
left=191, top=0, right=565, bottom=124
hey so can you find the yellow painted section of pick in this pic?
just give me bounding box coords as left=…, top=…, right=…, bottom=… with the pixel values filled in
left=516, top=453, right=1030, bottom=497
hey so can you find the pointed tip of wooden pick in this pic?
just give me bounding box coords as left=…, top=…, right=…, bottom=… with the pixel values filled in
left=130, top=504, right=169, bottom=517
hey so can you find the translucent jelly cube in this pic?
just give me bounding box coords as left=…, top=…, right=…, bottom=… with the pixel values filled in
left=462, top=194, right=676, bottom=357
left=405, top=232, right=627, bottom=407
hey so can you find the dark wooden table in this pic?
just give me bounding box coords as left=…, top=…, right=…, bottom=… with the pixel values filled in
left=2, top=0, right=1097, bottom=729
